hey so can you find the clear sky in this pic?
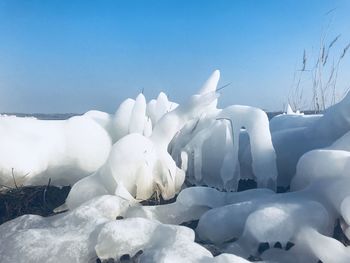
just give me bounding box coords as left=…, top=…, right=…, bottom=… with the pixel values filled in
left=0, top=0, right=350, bottom=113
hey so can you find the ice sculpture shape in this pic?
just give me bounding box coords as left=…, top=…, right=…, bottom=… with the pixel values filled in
left=170, top=105, right=277, bottom=191
left=146, top=92, right=178, bottom=126
left=111, top=92, right=177, bottom=143
left=62, top=72, right=220, bottom=210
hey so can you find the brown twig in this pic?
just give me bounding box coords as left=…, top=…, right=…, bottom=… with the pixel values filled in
left=217, top=82, right=232, bottom=92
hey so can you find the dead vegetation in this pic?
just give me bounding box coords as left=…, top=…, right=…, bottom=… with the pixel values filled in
left=0, top=180, right=70, bottom=224
left=288, top=15, right=350, bottom=113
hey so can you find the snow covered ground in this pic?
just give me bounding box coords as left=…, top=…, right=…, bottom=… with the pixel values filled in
left=1, top=70, right=350, bottom=262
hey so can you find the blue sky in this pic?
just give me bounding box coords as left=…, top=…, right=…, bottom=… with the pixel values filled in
left=0, top=0, right=350, bottom=113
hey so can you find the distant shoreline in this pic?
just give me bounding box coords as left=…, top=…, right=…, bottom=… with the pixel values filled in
left=1, top=110, right=320, bottom=121
left=0, top=113, right=82, bottom=120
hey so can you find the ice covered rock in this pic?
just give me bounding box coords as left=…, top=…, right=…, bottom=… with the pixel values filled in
left=170, top=104, right=277, bottom=191
left=146, top=92, right=178, bottom=126
left=260, top=246, right=317, bottom=263
left=4, top=70, right=350, bottom=263
left=198, top=69, right=220, bottom=110
left=111, top=98, right=136, bottom=141
left=194, top=189, right=333, bottom=261
left=63, top=132, right=186, bottom=210
left=196, top=191, right=331, bottom=244
left=63, top=72, right=220, bottom=210
left=0, top=115, right=112, bottom=187
left=285, top=104, right=303, bottom=116
left=95, top=217, right=213, bottom=262
left=286, top=104, right=294, bottom=115
left=0, top=194, right=254, bottom=263
left=0, top=195, right=130, bottom=263
left=83, top=110, right=113, bottom=133
left=269, top=113, right=322, bottom=133
left=290, top=132, right=350, bottom=228
left=192, top=120, right=350, bottom=262
left=110, top=93, right=151, bottom=142
left=203, top=254, right=253, bottom=263
left=96, top=217, right=256, bottom=263
left=294, top=227, right=350, bottom=263
left=124, top=186, right=274, bottom=225
left=128, top=93, right=147, bottom=134
left=111, top=92, right=177, bottom=143
left=272, top=91, right=350, bottom=187
left=217, top=106, right=277, bottom=190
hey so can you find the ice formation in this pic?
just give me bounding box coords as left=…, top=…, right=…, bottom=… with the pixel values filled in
left=0, top=88, right=178, bottom=188
left=0, top=114, right=112, bottom=186
left=170, top=101, right=277, bottom=191
left=269, top=113, right=322, bottom=133
left=2, top=70, right=350, bottom=262
left=272, top=92, right=350, bottom=186
left=0, top=195, right=130, bottom=263
left=111, top=92, right=178, bottom=143
left=124, top=186, right=274, bottom=224
left=0, top=195, right=252, bottom=263
left=63, top=71, right=220, bottom=210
